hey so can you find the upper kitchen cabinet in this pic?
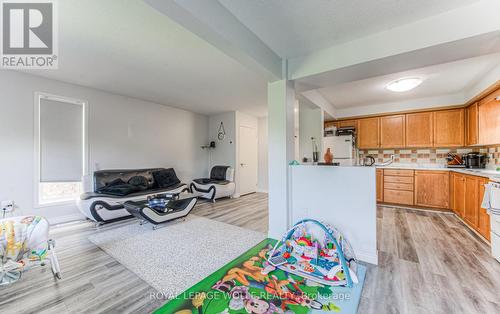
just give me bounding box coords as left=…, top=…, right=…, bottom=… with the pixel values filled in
left=358, top=117, right=380, bottom=149
left=433, top=109, right=465, bottom=147
left=324, top=121, right=338, bottom=129
left=406, top=112, right=433, bottom=147
left=338, top=119, right=357, bottom=128
left=380, top=115, right=405, bottom=148
left=478, top=87, right=500, bottom=145
left=465, top=103, right=478, bottom=146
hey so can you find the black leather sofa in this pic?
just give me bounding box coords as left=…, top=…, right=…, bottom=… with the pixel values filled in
left=77, top=168, right=188, bottom=223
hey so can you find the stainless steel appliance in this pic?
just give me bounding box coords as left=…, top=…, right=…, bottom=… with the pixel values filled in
left=464, top=153, right=488, bottom=169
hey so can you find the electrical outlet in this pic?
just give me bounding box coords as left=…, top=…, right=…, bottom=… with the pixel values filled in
left=1, top=200, right=14, bottom=212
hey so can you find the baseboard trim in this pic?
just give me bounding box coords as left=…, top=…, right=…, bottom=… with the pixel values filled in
left=379, top=203, right=454, bottom=215
left=256, top=188, right=268, bottom=193
left=356, top=250, right=378, bottom=265
left=47, top=213, right=86, bottom=226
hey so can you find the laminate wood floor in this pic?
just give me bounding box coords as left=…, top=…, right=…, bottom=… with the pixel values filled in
left=359, top=206, right=500, bottom=314
left=1, top=195, right=500, bottom=314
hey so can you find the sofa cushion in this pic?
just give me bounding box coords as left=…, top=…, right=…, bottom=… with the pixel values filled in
left=81, top=183, right=187, bottom=200
left=96, top=179, right=141, bottom=196
left=128, top=176, right=149, bottom=191
left=152, top=168, right=181, bottom=188
left=193, top=178, right=230, bottom=185
left=210, top=166, right=229, bottom=181
left=93, top=168, right=162, bottom=191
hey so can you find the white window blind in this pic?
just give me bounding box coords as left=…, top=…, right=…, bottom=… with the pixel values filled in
left=40, top=98, right=83, bottom=182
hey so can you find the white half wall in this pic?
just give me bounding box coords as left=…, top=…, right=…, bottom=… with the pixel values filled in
left=290, top=165, right=378, bottom=265
left=0, top=71, right=209, bottom=224
left=257, top=117, right=268, bottom=192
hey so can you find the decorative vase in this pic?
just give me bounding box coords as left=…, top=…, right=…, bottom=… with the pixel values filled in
left=324, top=148, right=333, bottom=164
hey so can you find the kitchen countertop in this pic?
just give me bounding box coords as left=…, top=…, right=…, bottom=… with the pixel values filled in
left=376, top=164, right=500, bottom=181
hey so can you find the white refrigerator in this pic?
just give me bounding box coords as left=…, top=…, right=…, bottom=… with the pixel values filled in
left=323, top=135, right=355, bottom=165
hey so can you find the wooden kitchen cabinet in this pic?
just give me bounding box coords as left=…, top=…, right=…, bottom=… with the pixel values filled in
left=324, top=121, right=338, bottom=129
left=478, top=87, right=500, bottom=145
left=449, top=172, right=455, bottom=211
left=338, top=119, right=357, bottom=128
left=450, top=172, right=490, bottom=241
left=376, top=169, right=383, bottom=202
left=433, top=109, right=465, bottom=147
left=414, top=171, right=449, bottom=209
left=464, top=175, right=479, bottom=227
left=452, top=173, right=466, bottom=217
left=383, top=169, right=414, bottom=205
left=380, top=115, right=405, bottom=148
left=465, top=103, right=479, bottom=146
left=405, top=112, right=433, bottom=147
left=358, top=117, right=380, bottom=149
left=478, top=177, right=491, bottom=240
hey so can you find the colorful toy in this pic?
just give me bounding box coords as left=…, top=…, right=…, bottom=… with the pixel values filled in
left=158, top=239, right=367, bottom=314
left=266, top=219, right=358, bottom=288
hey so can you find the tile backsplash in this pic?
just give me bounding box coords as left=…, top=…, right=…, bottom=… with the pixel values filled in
left=358, top=146, right=500, bottom=167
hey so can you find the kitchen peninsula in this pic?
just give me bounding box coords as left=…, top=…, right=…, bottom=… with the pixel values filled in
left=289, top=165, right=378, bottom=264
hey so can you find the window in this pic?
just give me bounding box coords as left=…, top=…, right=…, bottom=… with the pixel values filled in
left=35, top=93, right=88, bottom=206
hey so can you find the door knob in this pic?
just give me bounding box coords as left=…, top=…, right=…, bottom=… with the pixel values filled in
left=240, top=163, right=246, bottom=167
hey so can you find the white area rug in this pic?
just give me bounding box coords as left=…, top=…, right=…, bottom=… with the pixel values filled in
left=88, top=215, right=265, bottom=298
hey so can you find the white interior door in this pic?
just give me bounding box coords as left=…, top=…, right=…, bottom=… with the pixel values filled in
left=239, top=125, right=258, bottom=195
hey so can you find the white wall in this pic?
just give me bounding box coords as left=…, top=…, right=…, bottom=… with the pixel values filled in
left=208, top=112, right=237, bottom=170
left=0, top=71, right=209, bottom=224
left=298, top=103, right=323, bottom=161
left=257, top=117, right=268, bottom=192
left=208, top=111, right=262, bottom=196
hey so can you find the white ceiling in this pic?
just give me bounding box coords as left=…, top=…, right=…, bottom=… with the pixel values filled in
left=317, top=53, right=500, bottom=108
left=218, top=0, right=479, bottom=58
left=26, top=0, right=268, bottom=117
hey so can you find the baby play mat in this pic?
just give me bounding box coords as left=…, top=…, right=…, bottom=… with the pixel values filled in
left=155, top=238, right=366, bottom=314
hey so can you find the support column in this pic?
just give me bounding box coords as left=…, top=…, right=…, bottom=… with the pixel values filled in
left=267, top=79, right=295, bottom=239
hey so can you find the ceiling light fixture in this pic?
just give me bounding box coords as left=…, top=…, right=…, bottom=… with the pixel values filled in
left=385, top=77, right=423, bottom=92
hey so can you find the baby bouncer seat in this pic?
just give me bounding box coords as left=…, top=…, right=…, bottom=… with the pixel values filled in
left=0, top=216, right=61, bottom=285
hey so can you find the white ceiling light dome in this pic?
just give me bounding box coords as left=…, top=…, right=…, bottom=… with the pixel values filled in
left=386, top=77, right=424, bottom=92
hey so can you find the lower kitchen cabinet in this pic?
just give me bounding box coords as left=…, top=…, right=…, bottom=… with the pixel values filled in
left=452, top=173, right=466, bottom=217
left=377, top=169, right=491, bottom=242
left=451, top=172, right=490, bottom=241
left=478, top=177, right=491, bottom=241
left=464, top=175, right=479, bottom=227
left=376, top=169, right=383, bottom=202
left=382, top=169, right=414, bottom=205
left=414, top=171, right=449, bottom=209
